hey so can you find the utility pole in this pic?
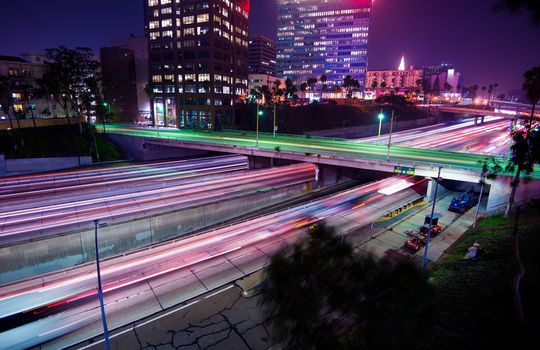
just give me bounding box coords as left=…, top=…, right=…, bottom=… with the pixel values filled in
left=94, top=219, right=111, bottom=350
left=422, top=166, right=442, bottom=272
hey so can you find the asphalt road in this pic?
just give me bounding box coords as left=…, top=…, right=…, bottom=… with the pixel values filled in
left=0, top=175, right=426, bottom=349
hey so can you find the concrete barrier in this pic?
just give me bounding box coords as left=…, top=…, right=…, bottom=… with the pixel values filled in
left=0, top=118, right=79, bottom=131
left=0, top=182, right=309, bottom=284
left=2, top=156, right=93, bottom=176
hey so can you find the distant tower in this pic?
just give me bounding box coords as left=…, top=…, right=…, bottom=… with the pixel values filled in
left=398, top=54, right=406, bottom=71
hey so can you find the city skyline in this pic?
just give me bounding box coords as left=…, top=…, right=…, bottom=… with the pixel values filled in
left=0, top=0, right=539, bottom=92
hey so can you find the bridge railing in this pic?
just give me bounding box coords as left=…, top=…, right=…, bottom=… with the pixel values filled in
left=107, top=126, right=487, bottom=175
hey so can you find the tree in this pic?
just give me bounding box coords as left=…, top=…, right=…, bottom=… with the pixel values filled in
left=371, top=81, right=378, bottom=91
left=39, top=46, right=101, bottom=134
left=285, top=78, right=298, bottom=99
left=469, top=84, right=479, bottom=100
left=260, top=224, right=433, bottom=350
left=300, top=82, right=308, bottom=93
left=504, top=130, right=538, bottom=216
left=380, top=81, right=387, bottom=90
left=522, top=65, right=540, bottom=132
left=343, top=75, right=360, bottom=103
left=307, top=77, right=318, bottom=91
left=0, top=75, right=15, bottom=131
left=320, top=74, right=328, bottom=95
left=494, top=0, right=540, bottom=25
left=504, top=66, right=540, bottom=216
left=475, top=157, right=503, bottom=226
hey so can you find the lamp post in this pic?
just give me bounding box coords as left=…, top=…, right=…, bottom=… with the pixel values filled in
left=377, top=111, right=384, bottom=146
left=94, top=219, right=111, bottom=350
left=256, top=102, right=263, bottom=147
left=273, top=100, right=277, bottom=139
left=102, top=101, right=110, bottom=133
left=422, top=166, right=442, bottom=272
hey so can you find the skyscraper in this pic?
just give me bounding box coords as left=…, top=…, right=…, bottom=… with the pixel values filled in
left=276, top=0, right=372, bottom=91
left=248, top=35, right=276, bottom=76
left=144, top=0, right=250, bottom=129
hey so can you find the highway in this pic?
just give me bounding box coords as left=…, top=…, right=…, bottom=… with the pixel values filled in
left=0, top=157, right=316, bottom=245
left=356, top=117, right=512, bottom=156
left=99, top=124, right=539, bottom=178
left=0, top=175, right=426, bottom=349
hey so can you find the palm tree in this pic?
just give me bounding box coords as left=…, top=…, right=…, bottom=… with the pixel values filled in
left=306, top=77, right=317, bottom=91
left=320, top=74, right=327, bottom=97
left=144, top=81, right=156, bottom=127
left=300, top=82, right=308, bottom=93
left=372, top=81, right=378, bottom=91
left=522, top=66, right=540, bottom=133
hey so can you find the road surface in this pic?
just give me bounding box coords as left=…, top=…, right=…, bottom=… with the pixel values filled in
left=0, top=175, right=426, bottom=349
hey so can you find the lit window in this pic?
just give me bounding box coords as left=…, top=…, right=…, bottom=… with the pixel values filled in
left=197, top=14, right=209, bottom=23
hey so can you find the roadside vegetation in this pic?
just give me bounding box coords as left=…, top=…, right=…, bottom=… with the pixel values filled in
left=0, top=124, right=122, bottom=162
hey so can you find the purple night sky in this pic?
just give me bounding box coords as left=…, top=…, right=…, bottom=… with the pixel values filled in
left=1, top=0, right=539, bottom=92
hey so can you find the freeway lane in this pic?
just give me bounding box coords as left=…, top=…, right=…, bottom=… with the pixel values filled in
left=356, top=117, right=512, bottom=155
left=0, top=175, right=426, bottom=349
left=99, top=124, right=539, bottom=178
left=0, top=155, right=248, bottom=200
left=0, top=163, right=315, bottom=244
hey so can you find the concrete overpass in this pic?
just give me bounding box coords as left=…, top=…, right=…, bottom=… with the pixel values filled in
left=102, top=124, right=540, bottom=213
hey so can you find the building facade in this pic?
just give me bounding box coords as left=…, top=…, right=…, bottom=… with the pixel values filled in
left=248, top=74, right=285, bottom=91
left=248, top=35, right=276, bottom=76
left=366, top=63, right=424, bottom=91
left=100, top=47, right=139, bottom=122
left=0, top=53, right=77, bottom=121
left=144, top=0, right=250, bottom=129
left=276, top=0, right=372, bottom=91
left=111, top=35, right=151, bottom=120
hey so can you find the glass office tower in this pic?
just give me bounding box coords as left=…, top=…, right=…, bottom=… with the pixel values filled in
left=144, top=0, right=250, bottom=129
left=277, top=0, right=372, bottom=92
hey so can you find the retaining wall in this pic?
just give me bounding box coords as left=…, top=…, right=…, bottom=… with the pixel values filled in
left=0, top=182, right=309, bottom=284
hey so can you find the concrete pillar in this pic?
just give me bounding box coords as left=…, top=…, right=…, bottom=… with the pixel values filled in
left=486, top=177, right=511, bottom=212
left=426, top=178, right=436, bottom=201
left=318, top=164, right=338, bottom=186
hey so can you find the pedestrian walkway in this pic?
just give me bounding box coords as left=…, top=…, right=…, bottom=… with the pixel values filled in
left=353, top=193, right=476, bottom=267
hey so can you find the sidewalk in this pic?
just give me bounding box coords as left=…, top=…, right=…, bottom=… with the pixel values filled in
left=353, top=194, right=476, bottom=267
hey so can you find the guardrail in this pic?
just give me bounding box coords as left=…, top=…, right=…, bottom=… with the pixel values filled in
left=106, top=127, right=487, bottom=175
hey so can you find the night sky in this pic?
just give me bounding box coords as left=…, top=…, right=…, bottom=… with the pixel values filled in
left=1, top=0, right=539, bottom=92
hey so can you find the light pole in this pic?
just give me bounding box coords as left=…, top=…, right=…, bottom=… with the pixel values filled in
left=256, top=102, right=263, bottom=147
left=94, top=219, right=111, bottom=350
left=102, top=101, right=110, bottom=133
left=273, top=100, right=277, bottom=139
left=377, top=111, right=384, bottom=146
left=422, top=166, right=442, bottom=272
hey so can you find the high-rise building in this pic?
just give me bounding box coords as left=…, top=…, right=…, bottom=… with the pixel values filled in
left=144, top=0, right=250, bottom=129
left=248, top=35, right=276, bottom=76
left=111, top=35, right=151, bottom=119
left=100, top=47, right=139, bottom=122
left=276, top=0, right=372, bottom=91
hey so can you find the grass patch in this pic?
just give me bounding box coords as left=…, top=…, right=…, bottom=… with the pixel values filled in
left=423, top=203, right=540, bottom=349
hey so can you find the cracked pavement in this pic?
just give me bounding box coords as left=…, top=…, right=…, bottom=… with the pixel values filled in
left=73, top=273, right=274, bottom=350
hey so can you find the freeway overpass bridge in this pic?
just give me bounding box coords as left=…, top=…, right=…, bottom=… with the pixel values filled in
left=101, top=124, right=540, bottom=212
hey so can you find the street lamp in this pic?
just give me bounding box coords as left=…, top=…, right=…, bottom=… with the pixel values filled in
left=94, top=219, right=111, bottom=350
left=422, top=166, right=442, bottom=272
left=256, top=102, right=263, bottom=147
left=102, top=101, right=110, bottom=133
left=377, top=111, right=384, bottom=146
